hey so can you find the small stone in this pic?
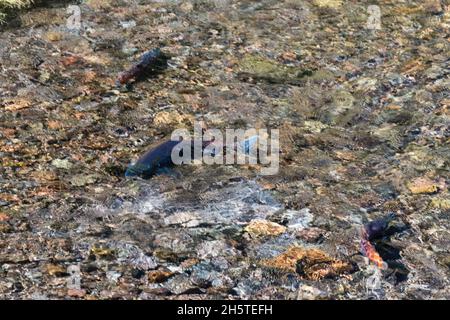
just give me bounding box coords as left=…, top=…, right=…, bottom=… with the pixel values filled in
left=180, top=258, right=199, bottom=269
left=430, top=196, right=450, bottom=210
left=180, top=2, right=193, bottom=13
left=153, top=111, right=193, bottom=128
left=190, top=263, right=221, bottom=287
left=438, top=254, right=450, bottom=269
left=164, top=212, right=201, bottom=227
left=407, top=177, right=439, bottom=194
left=231, top=281, right=253, bottom=298
left=334, top=150, right=356, bottom=162
left=0, top=223, right=12, bottom=233
left=163, top=274, right=197, bottom=295
left=295, top=227, right=325, bottom=243
left=121, top=46, right=138, bottom=56
left=333, top=89, right=355, bottom=109
left=280, top=51, right=298, bottom=62
left=424, top=0, right=443, bottom=14
left=47, top=120, right=64, bottom=130
left=424, top=65, right=444, bottom=80
left=355, top=77, right=378, bottom=92
left=237, top=54, right=310, bottom=82
left=197, top=240, right=237, bottom=259
left=45, top=31, right=63, bottom=42
left=106, top=271, right=121, bottom=283
left=39, top=70, right=51, bottom=83
left=31, top=170, right=58, bottom=182
left=244, top=219, right=286, bottom=237
left=148, top=270, right=174, bottom=283
left=83, top=70, right=96, bottom=83
left=262, top=246, right=352, bottom=280
left=415, top=90, right=433, bottom=105
left=61, top=56, right=81, bottom=67
left=262, top=247, right=326, bottom=272
left=284, top=208, right=314, bottom=230
left=44, top=264, right=67, bottom=277
left=0, top=212, right=10, bottom=222
left=297, top=285, right=325, bottom=300
left=67, top=288, right=86, bottom=298
left=70, top=174, right=98, bottom=187
left=4, top=98, right=32, bottom=111
left=313, top=0, right=343, bottom=9
left=90, top=245, right=115, bottom=259
left=303, top=120, right=328, bottom=133
left=120, top=20, right=136, bottom=29
left=85, top=0, right=112, bottom=10
left=51, top=159, right=73, bottom=170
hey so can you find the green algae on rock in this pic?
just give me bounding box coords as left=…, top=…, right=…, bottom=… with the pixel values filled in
left=237, top=54, right=313, bottom=84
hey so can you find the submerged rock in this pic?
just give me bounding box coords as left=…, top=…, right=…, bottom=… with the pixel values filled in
left=262, top=246, right=353, bottom=280
left=244, top=219, right=286, bottom=237
left=407, top=177, right=441, bottom=194
left=147, top=269, right=174, bottom=283
left=237, top=54, right=312, bottom=84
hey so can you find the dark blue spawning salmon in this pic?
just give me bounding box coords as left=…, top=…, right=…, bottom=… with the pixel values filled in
left=116, top=48, right=167, bottom=86
left=125, top=139, right=182, bottom=179
left=363, top=212, right=397, bottom=241
left=125, top=139, right=212, bottom=179
left=125, top=135, right=261, bottom=179
left=360, top=213, right=397, bottom=269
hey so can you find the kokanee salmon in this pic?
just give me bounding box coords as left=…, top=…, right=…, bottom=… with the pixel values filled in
left=116, top=48, right=168, bottom=86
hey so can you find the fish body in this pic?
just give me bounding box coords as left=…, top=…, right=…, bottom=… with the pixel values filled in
left=360, top=213, right=397, bottom=269
left=364, top=212, right=396, bottom=240
left=116, top=48, right=167, bottom=86
left=125, top=138, right=213, bottom=179
left=360, top=233, right=387, bottom=270
left=125, top=139, right=181, bottom=179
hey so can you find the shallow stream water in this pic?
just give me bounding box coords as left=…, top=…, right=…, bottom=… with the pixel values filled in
left=0, top=0, right=449, bottom=299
